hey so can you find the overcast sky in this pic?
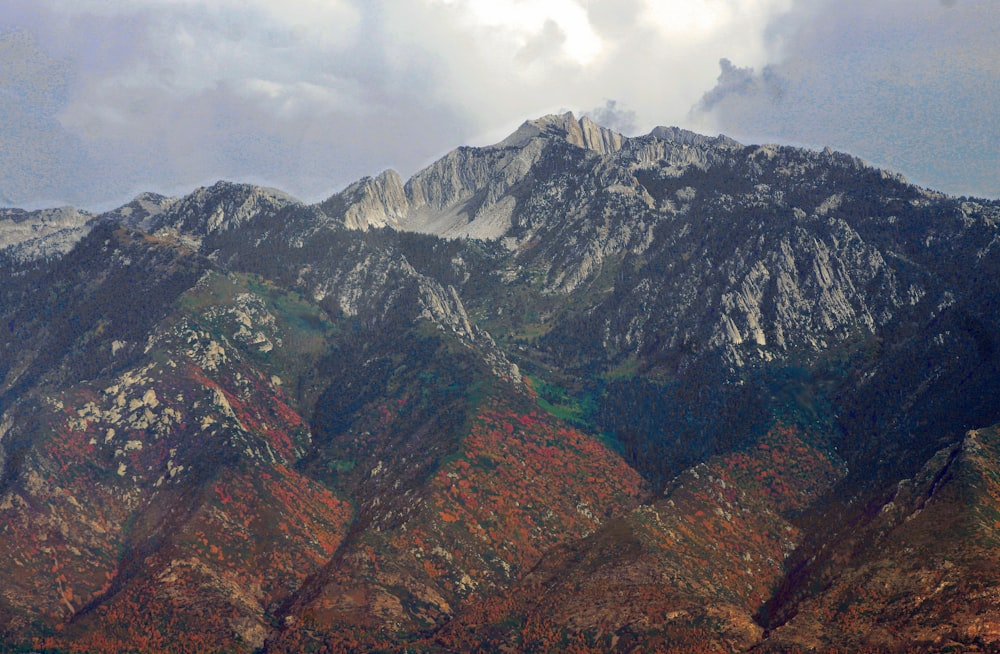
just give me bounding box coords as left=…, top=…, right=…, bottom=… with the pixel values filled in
left=1, top=0, right=997, bottom=210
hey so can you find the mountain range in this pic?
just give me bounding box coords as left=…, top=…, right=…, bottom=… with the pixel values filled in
left=2, top=112, right=1000, bottom=653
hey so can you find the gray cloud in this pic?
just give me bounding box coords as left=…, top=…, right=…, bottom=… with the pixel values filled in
left=1, top=0, right=997, bottom=209
left=515, top=20, right=568, bottom=67
left=0, top=1, right=474, bottom=208
left=695, top=58, right=786, bottom=113
left=585, top=100, right=637, bottom=135
left=0, top=29, right=91, bottom=206
left=697, top=59, right=755, bottom=111
left=692, top=0, right=1000, bottom=199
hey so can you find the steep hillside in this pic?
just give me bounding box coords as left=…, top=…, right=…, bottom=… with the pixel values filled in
left=1, top=113, right=999, bottom=652
left=435, top=425, right=845, bottom=652
left=761, top=424, right=1000, bottom=652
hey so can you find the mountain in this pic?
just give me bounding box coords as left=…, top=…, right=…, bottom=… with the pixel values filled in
left=0, top=206, right=95, bottom=263
left=1, top=113, right=999, bottom=652
left=318, top=112, right=627, bottom=239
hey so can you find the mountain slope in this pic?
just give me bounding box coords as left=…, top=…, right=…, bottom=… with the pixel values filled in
left=1, top=113, right=999, bottom=652
left=761, top=424, right=1000, bottom=652
left=434, top=425, right=845, bottom=652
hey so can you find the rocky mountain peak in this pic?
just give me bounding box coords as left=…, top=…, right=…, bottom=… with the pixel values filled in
left=319, top=169, right=407, bottom=231
left=496, top=111, right=625, bottom=155
left=648, top=125, right=742, bottom=149
left=104, top=192, right=179, bottom=232
left=0, top=205, right=95, bottom=262
left=136, top=180, right=299, bottom=238
left=318, top=112, right=631, bottom=239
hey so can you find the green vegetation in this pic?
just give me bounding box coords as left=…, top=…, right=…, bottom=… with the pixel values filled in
left=526, top=374, right=596, bottom=428
left=601, top=356, right=640, bottom=381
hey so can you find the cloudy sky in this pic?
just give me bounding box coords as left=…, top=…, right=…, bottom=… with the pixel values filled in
left=1, top=0, right=997, bottom=210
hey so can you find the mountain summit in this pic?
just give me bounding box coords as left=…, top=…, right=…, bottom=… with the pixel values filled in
left=318, top=113, right=740, bottom=241
left=496, top=111, right=626, bottom=154
left=1, top=115, right=999, bottom=652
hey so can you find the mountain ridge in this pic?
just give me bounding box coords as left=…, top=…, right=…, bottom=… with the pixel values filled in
left=2, top=113, right=1000, bottom=652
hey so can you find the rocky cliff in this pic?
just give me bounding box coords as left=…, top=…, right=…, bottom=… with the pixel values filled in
left=0, top=206, right=95, bottom=262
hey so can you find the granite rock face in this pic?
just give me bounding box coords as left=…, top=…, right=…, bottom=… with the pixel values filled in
left=0, top=206, right=95, bottom=262
left=320, top=113, right=625, bottom=240
left=315, top=113, right=996, bottom=373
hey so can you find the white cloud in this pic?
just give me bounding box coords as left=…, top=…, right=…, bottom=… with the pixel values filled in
left=427, top=0, right=604, bottom=67
left=237, top=78, right=371, bottom=118
left=381, top=0, right=810, bottom=143
left=44, top=0, right=361, bottom=37
left=641, top=0, right=790, bottom=44
left=46, top=0, right=364, bottom=134
left=1, top=0, right=997, bottom=208
left=381, top=1, right=681, bottom=138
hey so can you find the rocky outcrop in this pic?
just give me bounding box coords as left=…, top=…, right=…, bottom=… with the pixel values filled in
left=322, top=140, right=548, bottom=239
left=706, top=214, right=902, bottom=365
left=497, top=112, right=626, bottom=155
left=648, top=125, right=742, bottom=149
left=337, top=170, right=409, bottom=230
left=0, top=206, right=95, bottom=262
left=416, top=277, right=521, bottom=383
left=139, top=181, right=299, bottom=238
left=102, top=192, right=179, bottom=232
left=318, top=112, right=628, bottom=239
